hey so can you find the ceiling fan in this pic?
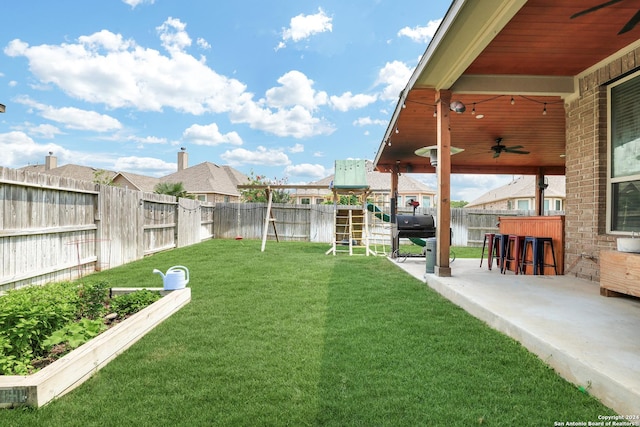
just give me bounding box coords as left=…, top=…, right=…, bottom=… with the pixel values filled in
left=570, top=0, right=640, bottom=35
left=490, top=138, right=529, bottom=158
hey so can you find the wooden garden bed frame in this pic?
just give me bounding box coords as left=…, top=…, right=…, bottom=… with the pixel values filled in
left=0, top=287, right=191, bottom=408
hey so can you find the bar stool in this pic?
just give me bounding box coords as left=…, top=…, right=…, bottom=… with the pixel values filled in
left=479, top=233, right=495, bottom=268
left=488, top=233, right=506, bottom=271
left=520, top=237, right=558, bottom=275
left=501, top=235, right=525, bottom=274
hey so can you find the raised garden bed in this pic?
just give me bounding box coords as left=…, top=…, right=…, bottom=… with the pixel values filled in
left=0, top=287, right=191, bottom=408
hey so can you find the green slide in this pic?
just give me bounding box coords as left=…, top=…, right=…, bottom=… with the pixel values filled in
left=366, top=204, right=426, bottom=247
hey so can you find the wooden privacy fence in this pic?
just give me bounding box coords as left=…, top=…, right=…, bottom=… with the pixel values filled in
left=1, top=165, right=564, bottom=291
left=213, top=203, right=564, bottom=248
left=0, top=167, right=214, bottom=292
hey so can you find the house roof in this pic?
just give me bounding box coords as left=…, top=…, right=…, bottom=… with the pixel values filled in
left=19, top=164, right=117, bottom=183
left=466, top=175, right=566, bottom=208
left=113, top=171, right=160, bottom=192
left=312, top=160, right=435, bottom=194
left=161, top=162, right=249, bottom=196
left=373, top=0, right=640, bottom=176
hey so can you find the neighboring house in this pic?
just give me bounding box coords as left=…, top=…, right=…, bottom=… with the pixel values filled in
left=21, top=150, right=249, bottom=203
left=465, top=175, right=565, bottom=211
left=161, top=161, right=248, bottom=203
left=294, top=160, right=436, bottom=207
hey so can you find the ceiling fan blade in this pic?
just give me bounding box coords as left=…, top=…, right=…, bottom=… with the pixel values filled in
left=505, top=145, right=523, bottom=150
left=570, top=0, right=624, bottom=19
left=492, top=151, right=501, bottom=158
left=619, top=9, right=640, bottom=34
left=505, top=149, right=530, bottom=155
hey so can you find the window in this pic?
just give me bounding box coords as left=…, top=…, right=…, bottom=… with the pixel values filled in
left=516, top=199, right=529, bottom=210
left=301, top=198, right=310, bottom=205
left=421, top=196, right=431, bottom=207
left=404, top=195, right=417, bottom=207
left=608, top=72, right=640, bottom=232
left=197, top=195, right=206, bottom=202
left=543, top=199, right=549, bottom=211
left=555, top=200, right=562, bottom=211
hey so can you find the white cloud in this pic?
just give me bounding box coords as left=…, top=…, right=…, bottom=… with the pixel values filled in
left=229, top=102, right=335, bottom=138
left=114, top=156, right=175, bottom=175
left=182, top=123, right=243, bottom=146
left=4, top=21, right=336, bottom=139
left=375, top=60, right=413, bottom=101
left=220, top=146, right=291, bottom=167
left=157, top=17, right=192, bottom=54
left=128, top=135, right=167, bottom=145
left=353, top=117, right=386, bottom=127
left=397, top=19, right=442, bottom=43
left=284, top=163, right=329, bottom=180
left=330, top=92, right=377, bottom=112
left=197, top=38, right=211, bottom=50
left=15, top=97, right=122, bottom=131
left=122, top=0, right=155, bottom=8
left=265, top=70, right=328, bottom=111
left=0, top=131, right=71, bottom=168
left=289, top=143, right=304, bottom=153
left=277, top=7, right=332, bottom=50
left=25, top=123, right=63, bottom=139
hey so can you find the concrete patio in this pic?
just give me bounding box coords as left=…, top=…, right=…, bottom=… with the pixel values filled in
left=390, top=256, right=640, bottom=417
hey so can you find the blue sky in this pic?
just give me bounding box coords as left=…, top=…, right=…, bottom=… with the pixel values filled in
left=0, top=0, right=513, bottom=201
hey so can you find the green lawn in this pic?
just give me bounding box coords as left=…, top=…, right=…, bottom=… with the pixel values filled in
left=0, top=240, right=613, bottom=426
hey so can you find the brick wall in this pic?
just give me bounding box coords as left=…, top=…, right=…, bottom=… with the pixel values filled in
left=564, top=47, right=640, bottom=281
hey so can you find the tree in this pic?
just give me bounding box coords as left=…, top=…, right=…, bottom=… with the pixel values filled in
left=154, top=182, right=193, bottom=199
left=240, top=171, right=291, bottom=203
left=93, top=169, right=116, bottom=186
left=451, top=200, right=469, bottom=208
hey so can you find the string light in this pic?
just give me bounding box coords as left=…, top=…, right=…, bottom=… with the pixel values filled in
left=395, top=127, right=399, bottom=134
left=400, top=95, right=561, bottom=122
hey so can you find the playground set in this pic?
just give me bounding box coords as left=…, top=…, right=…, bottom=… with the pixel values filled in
left=238, top=159, right=435, bottom=257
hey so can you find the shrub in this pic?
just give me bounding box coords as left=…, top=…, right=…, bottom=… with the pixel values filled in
left=76, top=280, right=110, bottom=319
left=110, top=290, right=161, bottom=318
left=0, top=282, right=78, bottom=374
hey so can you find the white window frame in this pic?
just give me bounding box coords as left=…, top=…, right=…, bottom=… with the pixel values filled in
left=607, top=70, right=640, bottom=234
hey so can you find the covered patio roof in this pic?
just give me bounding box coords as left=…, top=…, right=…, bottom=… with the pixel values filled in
left=374, top=0, right=640, bottom=175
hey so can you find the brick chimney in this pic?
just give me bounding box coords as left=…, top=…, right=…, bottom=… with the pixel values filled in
left=45, top=152, right=57, bottom=170
left=177, top=147, right=188, bottom=171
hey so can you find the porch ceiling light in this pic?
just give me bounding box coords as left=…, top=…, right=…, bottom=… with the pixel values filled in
left=415, top=145, right=464, bottom=167
left=0, top=104, right=5, bottom=113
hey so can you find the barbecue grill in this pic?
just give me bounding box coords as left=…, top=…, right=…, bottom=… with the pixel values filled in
left=395, top=214, right=436, bottom=239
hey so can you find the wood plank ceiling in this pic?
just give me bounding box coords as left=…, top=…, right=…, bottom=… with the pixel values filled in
left=375, top=0, right=640, bottom=175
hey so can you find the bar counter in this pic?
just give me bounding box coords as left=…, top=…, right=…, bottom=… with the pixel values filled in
left=498, top=215, right=564, bottom=275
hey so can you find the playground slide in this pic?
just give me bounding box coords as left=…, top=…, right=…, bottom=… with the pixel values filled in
left=366, top=204, right=426, bottom=247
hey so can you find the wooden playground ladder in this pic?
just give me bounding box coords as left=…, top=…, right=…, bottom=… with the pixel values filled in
left=326, top=207, right=372, bottom=255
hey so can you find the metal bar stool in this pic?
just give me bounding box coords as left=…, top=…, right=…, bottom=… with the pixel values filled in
left=488, top=233, right=506, bottom=271
left=502, top=235, right=525, bottom=274
left=520, top=237, right=558, bottom=275
left=479, top=233, right=495, bottom=268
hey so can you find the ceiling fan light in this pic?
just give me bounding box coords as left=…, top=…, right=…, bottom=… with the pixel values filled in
left=449, top=101, right=466, bottom=114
